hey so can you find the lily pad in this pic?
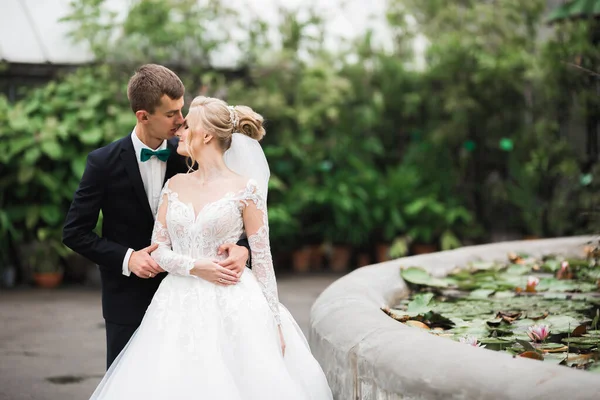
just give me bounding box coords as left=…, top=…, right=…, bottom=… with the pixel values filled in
left=538, top=343, right=568, bottom=353
left=588, top=362, right=600, bottom=373
left=586, top=269, right=600, bottom=280
left=493, top=291, right=517, bottom=299
left=512, top=318, right=538, bottom=330
left=515, top=339, right=536, bottom=351
left=542, top=293, right=569, bottom=300
left=469, top=261, right=498, bottom=271
left=536, top=279, right=574, bottom=292
left=469, top=289, right=495, bottom=299
left=449, top=320, right=490, bottom=338
left=542, top=260, right=561, bottom=273
left=478, top=337, right=515, bottom=350
left=505, top=264, right=531, bottom=275
left=449, top=317, right=470, bottom=328
left=407, top=293, right=434, bottom=314
left=401, top=267, right=450, bottom=288
left=564, top=258, right=592, bottom=268
left=543, top=353, right=567, bottom=365
left=571, top=293, right=600, bottom=302
left=486, top=318, right=503, bottom=327
left=526, top=311, right=549, bottom=321
left=544, top=315, right=581, bottom=332
left=562, top=337, right=600, bottom=346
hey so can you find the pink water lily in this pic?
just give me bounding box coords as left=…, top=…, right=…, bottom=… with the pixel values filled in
left=557, top=261, right=573, bottom=280
left=459, top=336, right=486, bottom=348
left=527, top=324, right=550, bottom=342
left=525, top=276, right=540, bottom=293
left=527, top=276, right=539, bottom=287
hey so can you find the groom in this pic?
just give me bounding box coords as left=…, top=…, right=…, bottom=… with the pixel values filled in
left=63, top=64, right=250, bottom=369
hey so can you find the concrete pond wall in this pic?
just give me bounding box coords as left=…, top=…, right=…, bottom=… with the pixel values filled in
left=309, top=236, right=600, bottom=400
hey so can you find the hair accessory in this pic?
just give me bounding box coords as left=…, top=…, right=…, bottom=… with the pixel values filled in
left=228, top=105, right=238, bottom=131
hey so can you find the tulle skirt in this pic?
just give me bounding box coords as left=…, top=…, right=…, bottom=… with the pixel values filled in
left=89, top=269, right=333, bottom=399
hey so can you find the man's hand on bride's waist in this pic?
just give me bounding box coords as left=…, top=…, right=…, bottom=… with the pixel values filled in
left=129, top=243, right=165, bottom=279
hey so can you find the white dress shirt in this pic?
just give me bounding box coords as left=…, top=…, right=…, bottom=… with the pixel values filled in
left=122, top=129, right=168, bottom=276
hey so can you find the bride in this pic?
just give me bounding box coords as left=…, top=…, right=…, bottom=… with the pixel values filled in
left=89, top=96, right=333, bottom=399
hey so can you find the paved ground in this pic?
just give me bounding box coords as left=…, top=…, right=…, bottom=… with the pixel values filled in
left=0, top=273, right=341, bottom=400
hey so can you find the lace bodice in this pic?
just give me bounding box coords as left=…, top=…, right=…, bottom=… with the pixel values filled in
left=150, top=177, right=280, bottom=324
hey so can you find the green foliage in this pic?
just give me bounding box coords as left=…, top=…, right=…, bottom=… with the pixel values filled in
left=0, top=66, right=133, bottom=261
left=1, top=0, right=598, bottom=271
left=578, top=163, right=600, bottom=234
left=504, top=137, right=581, bottom=236
left=396, top=0, right=597, bottom=240
left=62, top=0, right=235, bottom=70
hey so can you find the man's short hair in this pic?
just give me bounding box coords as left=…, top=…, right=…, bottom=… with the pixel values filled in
left=127, top=64, right=185, bottom=114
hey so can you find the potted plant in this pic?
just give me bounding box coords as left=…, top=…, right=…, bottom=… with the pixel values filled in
left=504, top=135, right=580, bottom=239
left=371, top=164, right=422, bottom=261
left=0, top=244, right=17, bottom=289
left=26, top=240, right=64, bottom=288
left=269, top=202, right=303, bottom=272
left=404, top=195, right=474, bottom=254
left=315, top=163, right=373, bottom=272
left=281, top=179, right=320, bottom=274
left=0, top=207, right=18, bottom=288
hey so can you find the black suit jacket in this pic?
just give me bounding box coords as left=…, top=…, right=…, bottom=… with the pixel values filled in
left=63, top=134, right=248, bottom=325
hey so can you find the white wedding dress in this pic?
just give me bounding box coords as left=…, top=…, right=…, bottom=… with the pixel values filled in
left=90, top=178, right=333, bottom=399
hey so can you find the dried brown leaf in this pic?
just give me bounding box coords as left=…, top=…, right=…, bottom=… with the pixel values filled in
left=528, top=312, right=549, bottom=321
left=525, top=284, right=537, bottom=293
left=571, top=324, right=587, bottom=337
left=556, top=268, right=573, bottom=280
left=496, top=311, right=522, bottom=323
left=566, top=353, right=598, bottom=367
left=405, top=320, right=430, bottom=330
left=542, top=345, right=568, bottom=353
left=519, top=351, right=544, bottom=361
left=508, top=252, right=521, bottom=263
left=381, top=307, right=412, bottom=323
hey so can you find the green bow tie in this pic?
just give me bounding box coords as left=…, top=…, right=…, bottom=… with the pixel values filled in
left=140, top=148, right=171, bottom=162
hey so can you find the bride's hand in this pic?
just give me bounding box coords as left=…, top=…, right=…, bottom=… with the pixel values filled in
left=278, top=325, right=286, bottom=357
left=190, top=258, right=239, bottom=286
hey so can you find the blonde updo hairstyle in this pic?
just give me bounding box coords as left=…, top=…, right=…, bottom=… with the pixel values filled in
left=184, top=96, right=265, bottom=169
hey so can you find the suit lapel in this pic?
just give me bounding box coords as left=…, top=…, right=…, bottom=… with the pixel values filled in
left=120, top=135, right=154, bottom=219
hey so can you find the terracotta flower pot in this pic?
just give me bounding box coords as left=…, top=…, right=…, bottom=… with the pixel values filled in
left=330, top=246, right=351, bottom=273
left=411, top=243, right=438, bottom=255
left=308, top=245, right=325, bottom=272
left=357, top=253, right=371, bottom=268
left=33, top=272, right=64, bottom=289
left=292, top=247, right=311, bottom=273
left=375, top=244, right=390, bottom=263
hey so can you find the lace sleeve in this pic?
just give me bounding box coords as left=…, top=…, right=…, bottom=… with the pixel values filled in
left=241, top=181, right=280, bottom=325
left=151, top=184, right=196, bottom=277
